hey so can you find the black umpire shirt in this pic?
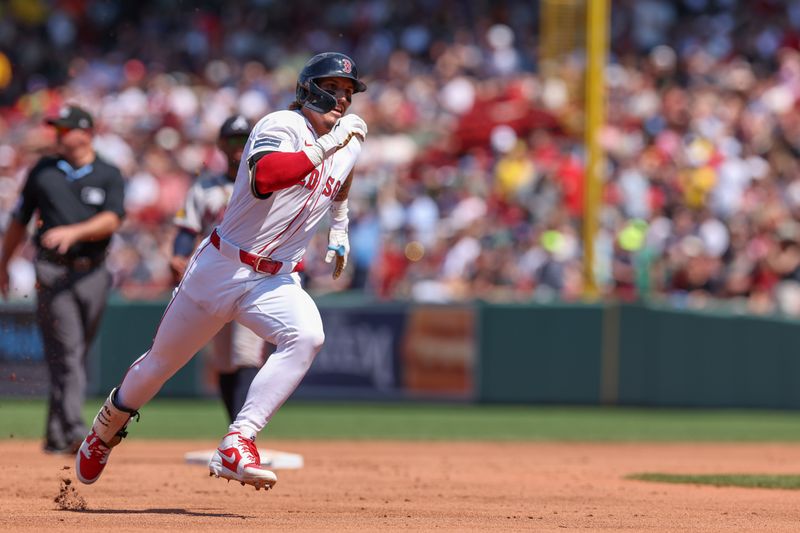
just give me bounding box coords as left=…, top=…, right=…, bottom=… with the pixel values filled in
left=12, top=155, right=125, bottom=259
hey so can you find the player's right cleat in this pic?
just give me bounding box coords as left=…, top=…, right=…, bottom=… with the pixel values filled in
left=208, top=431, right=277, bottom=491
left=75, top=430, right=112, bottom=484
left=75, top=387, right=139, bottom=485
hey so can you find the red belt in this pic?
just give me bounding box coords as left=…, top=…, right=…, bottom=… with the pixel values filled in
left=210, top=229, right=304, bottom=275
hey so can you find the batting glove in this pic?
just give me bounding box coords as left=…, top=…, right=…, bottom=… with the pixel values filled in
left=304, top=115, right=367, bottom=166
left=325, top=228, right=350, bottom=280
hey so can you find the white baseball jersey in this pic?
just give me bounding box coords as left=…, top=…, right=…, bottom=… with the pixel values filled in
left=174, top=173, right=233, bottom=236
left=218, top=109, right=361, bottom=263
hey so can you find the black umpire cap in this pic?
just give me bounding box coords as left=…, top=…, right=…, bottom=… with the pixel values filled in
left=219, top=115, right=251, bottom=138
left=46, top=105, right=94, bottom=130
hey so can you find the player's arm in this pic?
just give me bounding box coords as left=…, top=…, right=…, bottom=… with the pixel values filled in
left=172, top=227, right=198, bottom=259
left=249, top=115, right=367, bottom=198
left=333, top=171, right=353, bottom=202
left=171, top=185, right=203, bottom=281
left=325, top=170, right=354, bottom=280
left=40, top=211, right=121, bottom=254
left=248, top=150, right=313, bottom=199
left=170, top=227, right=198, bottom=281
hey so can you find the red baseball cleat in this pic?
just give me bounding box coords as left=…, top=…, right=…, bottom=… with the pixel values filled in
left=75, top=430, right=112, bottom=484
left=208, top=431, right=277, bottom=491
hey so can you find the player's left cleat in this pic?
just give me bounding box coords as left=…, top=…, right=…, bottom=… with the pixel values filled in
left=75, top=430, right=112, bottom=484
left=75, top=388, right=139, bottom=485
left=208, top=431, right=277, bottom=491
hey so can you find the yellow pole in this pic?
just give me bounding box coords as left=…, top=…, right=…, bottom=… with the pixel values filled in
left=583, top=0, right=609, bottom=299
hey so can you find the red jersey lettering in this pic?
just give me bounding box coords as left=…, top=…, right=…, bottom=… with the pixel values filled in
left=330, top=180, right=342, bottom=199
left=323, top=176, right=336, bottom=196
left=305, top=169, right=320, bottom=191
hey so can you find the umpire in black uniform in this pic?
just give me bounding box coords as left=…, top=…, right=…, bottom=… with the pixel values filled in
left=0, top=105, right=125, bottom=453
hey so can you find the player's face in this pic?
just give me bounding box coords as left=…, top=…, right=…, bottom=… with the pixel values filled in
left=54, top=126, right=92, bottom=153
left=219, top=134, right=248, bottom=165
left=312, top=77, right=356, bottom=133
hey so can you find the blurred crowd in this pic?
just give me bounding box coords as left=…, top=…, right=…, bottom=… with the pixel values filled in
left=3, top=0, right=800, bottom=315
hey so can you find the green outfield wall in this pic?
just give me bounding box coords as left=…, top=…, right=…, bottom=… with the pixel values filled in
left=614, top=304, right=800, bottom=408
left=4, top=299, right=800, bottom=408
left=476, top=302, right=605, bottom=404
left=476, top=302, right=800, bottom=408
left=96, top=300, right=201, bottom=397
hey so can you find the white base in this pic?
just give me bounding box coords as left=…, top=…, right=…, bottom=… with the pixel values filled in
left=184, top=449, right=304, bottom=470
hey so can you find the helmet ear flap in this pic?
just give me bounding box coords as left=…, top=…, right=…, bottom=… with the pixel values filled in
left=296, top=84, right=310, bottom=105
left=297, top=79, right=337, bottom=114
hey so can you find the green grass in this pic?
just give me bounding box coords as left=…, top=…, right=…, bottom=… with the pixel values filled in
left=628, top=473, right=800, bottom=490
left=5, top=398, right=800, bottom=441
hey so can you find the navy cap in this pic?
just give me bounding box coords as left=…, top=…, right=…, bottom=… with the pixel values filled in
left=46, top=105, right=94, bottom=130
left=219, top=115, right=251, bottom=138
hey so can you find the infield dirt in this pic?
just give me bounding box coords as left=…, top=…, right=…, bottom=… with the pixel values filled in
left=1, top=440, right=799, bottom=531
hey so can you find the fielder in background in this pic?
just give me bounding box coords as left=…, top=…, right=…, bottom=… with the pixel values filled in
left=75, top=52, right=367, bottom=490
left=171, top=114, right=270, bottom=423
left=0, top=105, right=125, bottom=454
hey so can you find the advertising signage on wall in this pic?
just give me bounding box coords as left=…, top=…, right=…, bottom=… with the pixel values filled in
left=299, top=307, right=406, bottom=395
left=402, top=306, right=475, bottom=399
left=0, top=306, right=43, bottom=362
left=3, top=300, right=477, bottom=401
left=0, top=305, right=47, bottom=396
left=296, top=304, right=476, bottom=401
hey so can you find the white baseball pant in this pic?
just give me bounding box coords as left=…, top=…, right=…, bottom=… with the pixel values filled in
left=211, top=321, right=269, bottom=373
left=116, top=238, right=324, bottom=438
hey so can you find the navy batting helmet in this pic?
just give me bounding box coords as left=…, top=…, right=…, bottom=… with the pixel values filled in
left=296, top=52, right=367, bottom=114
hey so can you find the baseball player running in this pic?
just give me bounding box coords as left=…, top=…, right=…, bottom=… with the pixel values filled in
left=76, top=52, right=368, bottom=491
left=171, top=114, right=270, bottom=423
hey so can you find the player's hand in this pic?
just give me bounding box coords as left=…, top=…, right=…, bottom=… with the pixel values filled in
left=325, top=228, right=349, bottom=280
left=169, top=255, right=189, bottom=283
left=316, top=115, right=368, bottom=158
left=332, top=114, right=367, bottom=144
left=40, top=225, right=80, bottom=254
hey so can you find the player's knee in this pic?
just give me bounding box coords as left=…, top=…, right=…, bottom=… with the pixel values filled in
left=276, top=324, right=324, bottom=360
left=296, top=327, right=325, bottom=354
left=283, top=327, right=324, bottom=369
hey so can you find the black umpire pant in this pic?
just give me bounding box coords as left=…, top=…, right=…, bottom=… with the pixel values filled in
left=35, top=255, right=110, bottom=449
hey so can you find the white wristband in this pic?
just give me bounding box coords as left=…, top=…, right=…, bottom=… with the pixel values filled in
left=330, top=199, right=348, bottom=231
left=302, top=144, right=324, bottom=167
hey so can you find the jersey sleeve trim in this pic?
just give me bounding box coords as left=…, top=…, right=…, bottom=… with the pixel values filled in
left=252, top=137, right=282, bottom=151
left=248, top=152, right=274, bottom=200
